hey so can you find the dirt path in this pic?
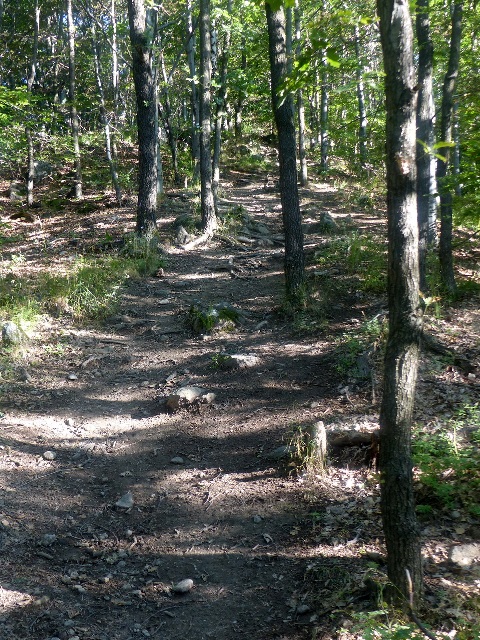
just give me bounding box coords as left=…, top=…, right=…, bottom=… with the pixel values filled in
left=1, top=176, right=479, bottom=640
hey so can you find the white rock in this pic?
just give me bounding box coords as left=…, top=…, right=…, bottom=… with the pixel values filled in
left=43, top=450, right=57, bottom=461
left=172, top=578, right=194, bottom=594
left=115, top=492, right=134, bottom=509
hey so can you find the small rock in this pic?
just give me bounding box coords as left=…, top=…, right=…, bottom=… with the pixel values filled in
left=65, top=418, right=75, bottom=427
left=220, top=354, right=260, bottom=370
left=172, top=578, right=194, bottom=594
left=170, top=456, right=185, bottom=465
left=449, top=543, right=480, bottom=568
left=296, top=604, right=311, bottom=615
left=40, top=533, right=57, bottom=547
left=253, top=515, right=262, bottom=524
left=115, top=492, right=134, bottom=509
left=67, top=373, right=78, bottom=381
left=2, top=321, right=22, bottom=346
left=43, top=450, right=57, bottom=461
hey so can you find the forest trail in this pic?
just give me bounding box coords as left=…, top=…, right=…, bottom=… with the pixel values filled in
left=1, top=175, right=479, bottom=640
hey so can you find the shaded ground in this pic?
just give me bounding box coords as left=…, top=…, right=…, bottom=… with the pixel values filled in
left=0, top=174, right=479, bottom=640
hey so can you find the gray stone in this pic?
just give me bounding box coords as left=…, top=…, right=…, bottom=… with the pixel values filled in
left=165, top=386, right=216, bottom=412
left=115, top=492, right=134, bottom=509
left=43, top=450, right=57, bottom=461
left=176, top=225, right=192, bottom=245
left=449, top=543, right=480, bottom=568
left=9, top=181, right=25, bottom=201
left=220, top=354, right=260, bottom=370
left=172, top=578, right=194, bottom=594
left=2, top=321, right=22, bottom=346
left=170, top=457, right=184, bottom=465
left=33, top=160, right=55, bottom=183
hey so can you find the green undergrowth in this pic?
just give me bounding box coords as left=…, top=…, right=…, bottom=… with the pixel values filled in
left=314, top=231, right=387, bottom=295
left=0, top=241, right=165, bottom=327
left=413, top=403, right=480, bottom=516
left=334, top=315, right=387, bottom=380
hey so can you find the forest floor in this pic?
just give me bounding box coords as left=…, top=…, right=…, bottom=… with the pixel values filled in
left=0, top=171, right=479, bottom=640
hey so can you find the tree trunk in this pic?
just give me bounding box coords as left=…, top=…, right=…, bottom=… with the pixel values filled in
left=199, top=0, right=217, bottom=235
left=111, top=0, right=120, bottom=161
left=416, top=0, right=437, bottom=292
left=320, top=59, right=329, bottom=171
left=127, top=0, right=158, bottom=235
left=265, top=1, right=305, bottom=306
left=377, top=0, right=424, bottom=605
left=295, top=0, right=308, bottom=186
left=354, top=23, right=368, bottom=169
left=234, top=34, right=247, bottom=140
left=67, top=0, right=82, bottom=199
left=186, top=0, right=200, bottom=181
left=212, top=0, right=232, bottom=207
left=437, top=1, right=463, bottom=295
left=91, top=15, right=122, bottom=204
left=26, top=0, right=40, bottom=208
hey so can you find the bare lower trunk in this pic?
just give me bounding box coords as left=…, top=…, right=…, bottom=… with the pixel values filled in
left=67, top=0, right=82, bottom=199
left=266, top=2, right=305, bottom=306
left=437, top=1, right=463, bottom=294
left=377, top=0, right=423, bottom=605
left=199, top=0, right=217, bottom=235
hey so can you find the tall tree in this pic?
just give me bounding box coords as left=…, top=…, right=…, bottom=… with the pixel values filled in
left=265, top=0, right=305, bottom=306
left=354, top=22, right=368, bottom=169
left=198, top=0, right=217, bottom=235
left=416, top=0, right=437, bottom=292
left=127, top=0, right=157, bottom=234
left=437, top=1, right=463, bottom=294
left=377, top=0, right=424, bottom=605
left=295, top=0, right=308, bottom=186
left=67, top=0, right=83, bottom=199
left=26, top=0, right=40, bottom=207
left=186, top=0, right=200, bottom=181
left=90, top=9, right=122, bottom=204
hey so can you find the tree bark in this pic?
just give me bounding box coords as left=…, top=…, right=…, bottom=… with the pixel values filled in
left=265, top=1, right=305, bottom=306
left=90, top=14, right=122, bottom=204
left=295, top=0, right=308, bottom=186
left=354, top=23, right=368, bottom=169
left=212, top=0, right=232, bottom=207
left=127, top=0, right=158, bottom=235
left=26, top=0, right=40, bottom=208
left=186, top=0, right=200, bottom=181
left=320, top=58, right=329, bottom=171
left=199, top=0, right=217, bottom=235
left=437, top=1, right=463, bottom=295
left=67, top=0, right=82, bottom=199
left=377, top=0, right=424, bottom=605
left=416, top=0, right=437, bottom=292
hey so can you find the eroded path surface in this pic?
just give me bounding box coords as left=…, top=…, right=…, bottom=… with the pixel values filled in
left=1, top=176, right=479, bottom=639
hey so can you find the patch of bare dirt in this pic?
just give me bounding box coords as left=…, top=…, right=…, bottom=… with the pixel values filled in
left=0, top=176, right=479, bottom=640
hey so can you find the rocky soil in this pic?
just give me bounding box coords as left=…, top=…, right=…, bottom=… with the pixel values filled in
left=0, top=174, right=479, bottom=640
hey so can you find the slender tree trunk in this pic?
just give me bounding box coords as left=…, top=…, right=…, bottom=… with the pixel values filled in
left=377, top=0, right=424, bottom=605
left=212, top=0, right=232, bottom=209
left=127, top=0, right=157, bottom=234
left=265, top=1, right=305, bottom=306
left=416, top=0, right=437, bottom=292
left=91, top=16, right=122, bottom=204
left=186, top=0, right=200, bottom=181
left=354, top=23, right=368, bottom=169
left=67, top=0, right=82, bottom=199
left=111, top=0, right=119, bottom=161
left=295, top=0, right=308, bottom=186
left=320, top=59, right=329, bottom=171
left=158, top=49, right=180, bottom=186
left=26, top=0, right=40, bottom=207
left=234, top=34, right=247, bottom=140
left=199, top=0, right=217, bottom=234
left=437, top=1, right=463, bottom=294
